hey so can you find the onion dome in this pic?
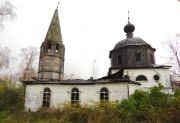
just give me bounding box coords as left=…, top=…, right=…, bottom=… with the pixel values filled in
left=112, top=11, right=155, bottom=50
left=124, top=21, right=135, bottom=33
left=123, top=11, right=135, bottom=38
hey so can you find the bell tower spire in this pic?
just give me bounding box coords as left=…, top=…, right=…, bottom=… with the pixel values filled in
left=38, top=6, right=65, bottom=80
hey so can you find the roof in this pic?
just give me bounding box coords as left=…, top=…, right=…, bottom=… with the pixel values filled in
left=25, top=69, right=140, bottom=85
left=109, top=64, right=171, bottom=71
left=44, top=9, right=63, bottom=44
left=24, top=79, right=140, bottom=85
left=114, top=37, right=152, bottom=50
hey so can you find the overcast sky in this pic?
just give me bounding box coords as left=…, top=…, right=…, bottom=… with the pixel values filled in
left=1, top=0, right=180, bottom=79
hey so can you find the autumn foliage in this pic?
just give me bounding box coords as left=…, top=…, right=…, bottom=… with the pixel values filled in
left=0, top=82, right=180, bottom=123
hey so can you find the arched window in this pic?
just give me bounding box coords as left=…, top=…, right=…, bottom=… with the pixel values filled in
left=71, top=87, right=79, bottom=104
left=43, top=88, right=51, bottom=108
left=100, top=87, right=109, bottom=101
left=41, top=43, right=45, bottom=53
left=46, top=41, right=51, bottom=53
left=136, top=75, right=148, bottom=81
left=55, top=43, right=60, bottom=53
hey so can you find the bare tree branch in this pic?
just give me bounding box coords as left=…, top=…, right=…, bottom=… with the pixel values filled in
left=0, top=0, right=16, bottom=29
left=0, top=45, right=10, bottom=70
left=19, top=46, right=39, bottom=82
left=163, top=34, right=180, bottom=79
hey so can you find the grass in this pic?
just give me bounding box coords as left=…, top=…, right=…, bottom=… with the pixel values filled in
left=0, top=102, right=180, bottom=123
left=0, top=83, right=180, bottom=123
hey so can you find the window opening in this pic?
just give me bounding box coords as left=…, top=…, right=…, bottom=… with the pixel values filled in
left=55, top=43, right=60, bottom=53
left=100, top=87, right=109, bottom=101
left=136, top=75, right=148, bottom=81
left=150, top=54, right=154, bottom=64
left=118, top=55, right=122, bottom=65
left=47, top=41, right=51, bottom=53
left=43, top=88, right=51, bottom=108
left=135, top=53, right=141, bottom=61
left=41, top=44, right=44, bottom=53
left=71, top=88, right=79, bottom=104
left=154, top=75, right=160, bottom=81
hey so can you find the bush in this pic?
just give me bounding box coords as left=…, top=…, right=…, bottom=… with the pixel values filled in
left=174, top=88, right=180, bottom=96
left=118, top=84, right=180, bottom=123
left=0, top=83, right=180, bottom=123
left=0, top=83, right=24, bottom=111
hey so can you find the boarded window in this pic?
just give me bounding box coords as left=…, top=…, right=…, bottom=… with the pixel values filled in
left=43, top=88, right=51, bottom=108
left=71, top=88, right=79, bottom=104
left=150, top=54, right=154, bottom=64
left=136, top=75, right=148, bottom=81
left=118, top=55, right=122, bottom=65
left=100, top=87, right=109, bottom=102
left=135, top=53, right=141, bottom=61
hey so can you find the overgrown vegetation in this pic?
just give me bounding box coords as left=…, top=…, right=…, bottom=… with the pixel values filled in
left=0, top=83, right=24, bottom=111
left=0, top=83, right=180, bottom=123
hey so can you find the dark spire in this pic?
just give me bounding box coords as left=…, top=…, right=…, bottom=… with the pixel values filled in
left=124, top=11, right=135, bottom=38
left=44, top=8, right=63, bottom=44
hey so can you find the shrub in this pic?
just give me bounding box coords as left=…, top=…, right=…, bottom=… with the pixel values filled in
left=0, top=83, right=24, bottom=111
left=174, top=88, right=180, bottom=96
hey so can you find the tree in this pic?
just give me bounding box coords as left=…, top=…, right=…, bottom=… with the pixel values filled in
left=163, top=34, right=180, bottom=80
left=18, top=46, right=39, bottom=82
left=0, top=45, right=10, bottom=70
left=0, top=0, right=16, bottom=28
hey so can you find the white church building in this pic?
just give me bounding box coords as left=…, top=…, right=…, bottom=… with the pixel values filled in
left=24, top=8, right=172, bottom=112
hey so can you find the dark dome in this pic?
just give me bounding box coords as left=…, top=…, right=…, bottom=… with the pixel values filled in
left=114, top=37, right=150, bottom=49
left=124, top=23, right=135, bottom=33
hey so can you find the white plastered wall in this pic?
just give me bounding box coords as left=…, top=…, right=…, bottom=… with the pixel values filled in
left=25, top=82, right=138, bottom=112
left=123, top=68, right=172, bottom=93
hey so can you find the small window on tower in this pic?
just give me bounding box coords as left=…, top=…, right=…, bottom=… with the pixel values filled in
left=41, top=44, right=44, bottom=53
left=150, top=54, right=154, bottom=64
left=135, top=53, right=141, bottom=61
left=55, top=43, right=60, bottom=54
left=46, top=41, right=51, bottom=53
left=118, top=55, right=122, bottom=65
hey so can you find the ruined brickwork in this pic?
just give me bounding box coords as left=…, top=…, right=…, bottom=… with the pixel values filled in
left=38, top=9, right=65, bottom=80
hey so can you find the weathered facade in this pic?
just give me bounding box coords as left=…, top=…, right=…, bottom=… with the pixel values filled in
left=109, top=19, right=155, bottom=68
left=24, top=80, right=139, bottom=112
left=24, top=9, right=172, bottom=112
left=38, top=9, right=65, bottom=80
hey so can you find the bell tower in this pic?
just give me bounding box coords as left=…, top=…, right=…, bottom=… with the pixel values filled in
left=38, top=8, right=65, bottom=80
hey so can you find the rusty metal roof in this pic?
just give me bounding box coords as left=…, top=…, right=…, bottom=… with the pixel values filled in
left=114, top=37, right=151, bottom=50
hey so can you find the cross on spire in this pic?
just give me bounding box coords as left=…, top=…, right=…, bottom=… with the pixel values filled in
left=57, top=2, right=60, bottom=9
left=128, top=10, right=130, bottom=23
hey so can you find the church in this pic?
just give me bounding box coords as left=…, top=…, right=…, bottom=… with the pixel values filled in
left=24, top=8, right=172, bottom=112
